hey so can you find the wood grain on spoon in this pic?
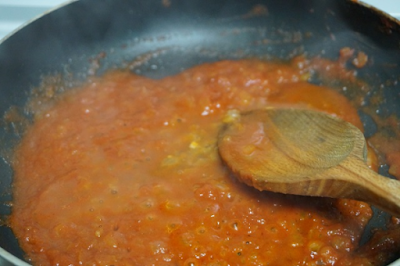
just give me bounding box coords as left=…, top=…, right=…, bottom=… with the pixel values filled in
left=218, top=108, right=400, bottom=216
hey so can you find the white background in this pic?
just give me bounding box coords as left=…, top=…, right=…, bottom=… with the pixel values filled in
left=0, top=0, right=67, bottom=40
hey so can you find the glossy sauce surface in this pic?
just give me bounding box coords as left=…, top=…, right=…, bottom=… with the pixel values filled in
left=9, top=59, right=395, bottom=265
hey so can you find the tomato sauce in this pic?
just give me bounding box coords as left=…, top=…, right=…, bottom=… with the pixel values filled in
left=8, top=59, right=398, bottom=265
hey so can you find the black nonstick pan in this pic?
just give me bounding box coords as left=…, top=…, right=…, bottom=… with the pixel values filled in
left=1, top=0, right=400, bottom=265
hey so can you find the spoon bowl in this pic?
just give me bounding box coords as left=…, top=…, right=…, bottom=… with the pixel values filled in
left=218, top=108, right=400, bottom=216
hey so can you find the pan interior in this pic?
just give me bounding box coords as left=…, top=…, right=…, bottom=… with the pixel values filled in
left=1, top=0, right=400, bottom=264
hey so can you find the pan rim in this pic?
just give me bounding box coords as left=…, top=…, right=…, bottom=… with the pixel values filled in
left=0, top=0, right=77, bottom=44
left=0, top=247, right=30, bottom=266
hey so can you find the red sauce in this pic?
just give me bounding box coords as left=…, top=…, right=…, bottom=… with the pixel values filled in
left=8, top=59, right=398, bottom=265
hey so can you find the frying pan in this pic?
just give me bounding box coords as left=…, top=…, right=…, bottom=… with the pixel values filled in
left=1, top=0, right=400, bottom=265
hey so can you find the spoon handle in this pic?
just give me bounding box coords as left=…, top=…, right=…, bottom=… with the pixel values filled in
left=336, top=157, right=400, bottom=217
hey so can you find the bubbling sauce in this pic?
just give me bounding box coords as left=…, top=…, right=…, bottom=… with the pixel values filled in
left=9, top=58, right=400, bottom=265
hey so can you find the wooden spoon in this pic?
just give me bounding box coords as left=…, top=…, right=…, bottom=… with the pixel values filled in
left=218, top=108, right=400, bottom=216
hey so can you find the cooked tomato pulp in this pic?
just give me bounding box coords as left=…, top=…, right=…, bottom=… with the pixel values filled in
left=10, top=59, right=386, bottom=265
